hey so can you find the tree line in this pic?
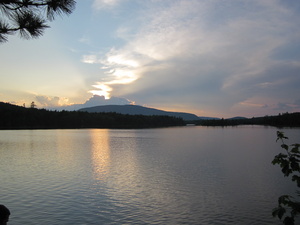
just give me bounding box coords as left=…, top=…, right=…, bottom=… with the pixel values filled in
left=192, top=113, right=300, bottom=127
left=1, top=101, right=299, bottom=129
left=0, top=102, right=185, bottom=129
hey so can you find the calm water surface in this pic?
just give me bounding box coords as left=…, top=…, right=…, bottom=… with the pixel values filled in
left=0, top=126, right=299, bottom=224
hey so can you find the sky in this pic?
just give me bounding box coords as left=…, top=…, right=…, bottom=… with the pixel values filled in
left=1, top=0, right=300, bottom=118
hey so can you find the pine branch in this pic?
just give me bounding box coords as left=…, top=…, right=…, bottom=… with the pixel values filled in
left=0, top=0, right=76, bottom=42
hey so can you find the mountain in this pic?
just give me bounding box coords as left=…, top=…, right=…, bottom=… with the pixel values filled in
left=79, top=105, right=200, bottom=121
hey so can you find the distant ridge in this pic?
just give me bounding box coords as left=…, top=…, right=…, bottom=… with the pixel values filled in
left=79, top=105, right=201, bottom=121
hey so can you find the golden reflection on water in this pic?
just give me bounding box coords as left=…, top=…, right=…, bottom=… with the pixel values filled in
left=90, top=129, right=111, bottom=180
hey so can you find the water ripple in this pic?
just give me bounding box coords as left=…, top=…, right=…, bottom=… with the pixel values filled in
left=0, top=128, right=298, bottom=224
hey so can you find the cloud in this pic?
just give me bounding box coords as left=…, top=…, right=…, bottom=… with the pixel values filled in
left=84, top=48, right=146, bottom=99
left=24, top=94, right=134, bottom=111
left=48, top=95, right=134, bottom=111
left=35, top=95, right=71, bottom=108
left=294, top=99, right=300, bottom=107
left=85, top=0, right=300, bottom=116
left=82, top=55, right=99, bottom=64
left=238, top=101, right=268, bottom=109
left=274, top=102, right=298, bottom=112
left=92, top=0, right=122, bottom=10
left=83, top=95, right=134, bottom=106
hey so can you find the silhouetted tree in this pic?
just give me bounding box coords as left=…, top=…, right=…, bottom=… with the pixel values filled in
left=0, top=0, right=76, bottom=42
left=30, top=101, right=36, bottom=108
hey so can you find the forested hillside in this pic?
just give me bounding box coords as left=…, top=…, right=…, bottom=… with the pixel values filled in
left=0, top=102, right=185, bottom=129
left=79, top=104, right=200, bottom=121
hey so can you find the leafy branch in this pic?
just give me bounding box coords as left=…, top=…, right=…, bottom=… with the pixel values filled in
left=272, top=131, right=300, bottom=224
left=0, top=0, right=76, bottom=42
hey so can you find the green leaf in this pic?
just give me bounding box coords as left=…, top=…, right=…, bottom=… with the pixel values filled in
left=272, top=158, right=279, bottom=165
left=278, top=209, right=286, bottom=220
left=281, top=144, right=289, bottom=151
left=292, top=175, right=300, bottom=183
left=291, top=144, right=300, bottom=154
left=296, top=179, right=300, bottom=188
left=282, top=165, right=292, bottom=176
left=272, top=153, right=288, bottom=165
left=283, top=216, right=294, bottom=225
left=291, top=161, right=300, bottom=171
left=290, top=202, right=300, bottom=215
left=273, top=206, right=286, bottom=219
left=278, top=195, right=292, bottom=205
left=277, top=131, right=288, bottom=142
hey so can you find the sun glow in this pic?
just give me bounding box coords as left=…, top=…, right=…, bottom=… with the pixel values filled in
left=109, top=69, right=137, bottom=84
left=89, top=83, right=112, bottom=99
left=90, top=68, right=139, bottom=99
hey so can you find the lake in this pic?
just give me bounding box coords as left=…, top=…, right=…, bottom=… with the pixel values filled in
left=0, top=126, right=299, bottom=224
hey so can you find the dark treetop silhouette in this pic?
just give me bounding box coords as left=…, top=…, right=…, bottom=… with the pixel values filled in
left=0, top=205, right=10, bottom=225
left=0, top=102, right=185, bottom=129
left=0, top=0, right=76, bottom=42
